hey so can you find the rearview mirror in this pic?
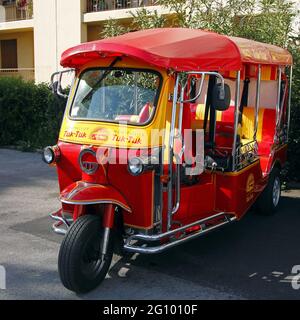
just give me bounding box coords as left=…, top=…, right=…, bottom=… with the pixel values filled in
left=211, top=83, right=231, bottom=111
left=51, top=69, right=74, bottom=99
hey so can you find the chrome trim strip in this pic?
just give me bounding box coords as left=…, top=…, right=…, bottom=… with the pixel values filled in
left=60, top=199, right=132, bottom=212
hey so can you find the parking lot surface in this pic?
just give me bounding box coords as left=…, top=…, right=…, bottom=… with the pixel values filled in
left=0, top=149, right=299, bottom=300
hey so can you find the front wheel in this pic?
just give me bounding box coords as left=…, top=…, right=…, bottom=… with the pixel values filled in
left=58, top=214, right=114, bottom=293
left=256, top=167, right=281, bottom=216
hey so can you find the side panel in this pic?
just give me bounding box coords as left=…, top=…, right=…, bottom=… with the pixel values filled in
left=214, top=161, right=266, bottom=218
left=161, top=173, right=215, bottom=230
left=108, top=165, right=155, bottom=230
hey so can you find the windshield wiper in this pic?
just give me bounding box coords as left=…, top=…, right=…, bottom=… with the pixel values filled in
left=82, top=56, right=122, bottom=104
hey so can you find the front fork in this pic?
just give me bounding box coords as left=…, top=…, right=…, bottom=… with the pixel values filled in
left=73, top=203, right=115, bottom=259
left=101, top=204, right=115, bottom=259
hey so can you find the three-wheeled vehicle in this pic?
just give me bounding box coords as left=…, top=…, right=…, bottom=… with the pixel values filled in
left=44, top=28, right=293, bottom=293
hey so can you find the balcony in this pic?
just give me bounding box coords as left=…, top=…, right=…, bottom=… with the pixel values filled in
left=0, top=0, right=33, bottom=23
left=0, top=68, right=34, bottom=81
left=86, top=0, right=159, bottom=12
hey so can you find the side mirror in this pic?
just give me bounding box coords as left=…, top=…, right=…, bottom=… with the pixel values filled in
left=51, top=69, right=74, bottom=99
left=51, top=81, right=62, bottom=95
left=211, top=83, right=231, bottom=111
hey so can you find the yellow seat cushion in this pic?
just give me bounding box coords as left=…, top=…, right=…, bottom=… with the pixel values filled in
left=241, top=107, right=264, bottom=142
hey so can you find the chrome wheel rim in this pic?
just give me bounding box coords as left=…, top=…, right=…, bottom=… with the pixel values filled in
left=272, top=177, right=281, bottom=207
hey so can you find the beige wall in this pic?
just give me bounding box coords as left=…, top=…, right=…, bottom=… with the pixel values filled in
left=33, top=0, right=87, bottom=83
left=87, top=25, right=102, bottom=42
left=87, top=20, right=131, bottom=41
left=0, top=30, right=34, bottom=69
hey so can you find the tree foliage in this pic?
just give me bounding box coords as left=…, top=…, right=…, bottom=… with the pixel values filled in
left=101, top=19, right=128, bottom=38
left=90, top=1, right=299, bottom=180
left=101, top=8, right=166, bottom=38
left=160, top=0, right=297, bottom=46
left=131, top=8, right=166, bottom=30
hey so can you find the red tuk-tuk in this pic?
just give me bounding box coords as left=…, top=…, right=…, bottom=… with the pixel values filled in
left=44, top=28, right=293, bottom=293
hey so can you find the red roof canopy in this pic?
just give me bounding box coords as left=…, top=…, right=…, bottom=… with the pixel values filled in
left=61, top=28, right=292, bottom=71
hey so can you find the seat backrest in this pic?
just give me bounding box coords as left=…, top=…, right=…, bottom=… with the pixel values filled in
left=241, top=107, right=276, bottom=143
left=138, top=102, right=152, bottom=123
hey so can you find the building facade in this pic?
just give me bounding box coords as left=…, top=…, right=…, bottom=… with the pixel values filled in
left=0, top=0, right=168, bottom=83
left=0, top=0, right=298, bottom=83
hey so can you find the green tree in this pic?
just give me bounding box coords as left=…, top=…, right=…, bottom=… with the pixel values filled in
left=160, top=0, right=296, bottom=46
left=100, top=0, right=300, bottom=180
left=101, top=19, right=128, bottom=38
left=131, top=8, right=166, bottom=30
left=101, top=8, right=166, bottom=39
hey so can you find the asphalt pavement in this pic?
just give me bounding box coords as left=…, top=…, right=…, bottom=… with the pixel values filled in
left=0, top=148, right=300, bottom=300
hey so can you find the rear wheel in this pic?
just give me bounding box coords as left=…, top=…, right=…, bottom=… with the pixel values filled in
left=256, top=167, right=281, bottom=215
left=58, top=214, right=114, bottom=293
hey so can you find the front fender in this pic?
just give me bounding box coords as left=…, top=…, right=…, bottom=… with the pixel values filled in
left=60, top=181, right=132, bottom=213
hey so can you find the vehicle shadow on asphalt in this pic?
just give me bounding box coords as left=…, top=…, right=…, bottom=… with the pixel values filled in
left=87, top=195, right=300, bottom=300
left=7, top=194, right=300, bottom=299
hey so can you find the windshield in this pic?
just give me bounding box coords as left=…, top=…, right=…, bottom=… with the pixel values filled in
left=70, top=68, right=161, bottom=125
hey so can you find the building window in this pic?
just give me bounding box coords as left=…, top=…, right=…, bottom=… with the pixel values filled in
left=1, top=39, right=18, bottom=68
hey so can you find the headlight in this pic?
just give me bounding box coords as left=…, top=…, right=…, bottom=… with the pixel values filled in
left=128, top=155, right=159, bottom=176
left=43, top=145, right=60, bottom=164
left=128, top=157, right=144, bottom=176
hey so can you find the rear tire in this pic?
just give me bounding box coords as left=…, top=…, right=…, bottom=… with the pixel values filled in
left=256, top=167, right=281, bottom=216
left=58, top=215, right=114, bottom=293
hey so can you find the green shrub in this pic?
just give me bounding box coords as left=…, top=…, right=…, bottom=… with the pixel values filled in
left=0, top=77, right=67, bottom=150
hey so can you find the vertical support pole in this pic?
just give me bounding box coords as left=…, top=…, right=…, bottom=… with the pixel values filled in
left=167, top=74, right=180, bottom=231
left=253, top=65, right=261, bottom=141
left=276, top=67, right=282, bottom=130
left=134, top=72, right=138, bottom=114
left=232, top=70, right=241, bottom=171
left=287, top=66, right=293, bottom=141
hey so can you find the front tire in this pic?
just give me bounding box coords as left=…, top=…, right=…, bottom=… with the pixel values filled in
left=58, top=215, right=114, bottom=293
left=256, top=167, right=281, bottom=216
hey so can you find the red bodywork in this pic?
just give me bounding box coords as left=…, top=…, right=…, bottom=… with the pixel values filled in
left=53, top=28, right=291, bottom=232
left=55, top=140, right=287, bottom=231
left=56, top=142, right=155, bottom=229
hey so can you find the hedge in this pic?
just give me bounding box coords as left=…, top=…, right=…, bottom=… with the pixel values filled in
left=0, top=77, right=67, bottom=150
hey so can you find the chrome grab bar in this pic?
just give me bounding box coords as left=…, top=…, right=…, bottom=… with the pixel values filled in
left=124, top=212, right=237, bottom=254
left=167, top=71, right=227, bottom=231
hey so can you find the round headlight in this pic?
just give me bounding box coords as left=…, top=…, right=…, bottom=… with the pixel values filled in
left=128, top=157, right=144, bottom=176
left=43, top=146, right=60, bottom=164
left=43, top=147, right=55, bottom=164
